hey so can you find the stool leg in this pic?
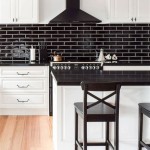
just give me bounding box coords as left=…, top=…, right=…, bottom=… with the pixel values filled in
left=83, top=120, right=87, bottom=150
left=75, top=110, right=78, bottom=150
left=138, top=108, right=143, bottom=150
left=114, top=120, right=119, bottom=150
left=106, top=122, right=109, bottom=150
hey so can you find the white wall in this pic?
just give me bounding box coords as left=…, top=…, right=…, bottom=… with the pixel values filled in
left=80, top=0, right=109, bottom=23
left=39, top=0, right=108, bottom=24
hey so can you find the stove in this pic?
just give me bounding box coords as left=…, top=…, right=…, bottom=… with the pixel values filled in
left=50, top=61, right=103, bottom=71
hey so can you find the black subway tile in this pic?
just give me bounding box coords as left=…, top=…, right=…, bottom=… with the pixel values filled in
left=13, top=27, right=25, bottom=30
left=52, top=27, right=64, bottom=30
left=32, top=31, right=44, bottom=34
left=136, top=38, right=148, bottom=42
left=65, top=34, right=77, bottom=37
left=58, top=38, right=70, bottom=41
left=26, top=27, right=38, bottom=30
left=58, top=31, right=70, bottom=34
left=20, top=31, right=32, bottom=34
left=7, top=31, right=19, bottom=34
left=65, top=27, right=77, bottom=30
left=39, top=27, right=51, bottom=30
left=78, top=27, right=91, bottom=30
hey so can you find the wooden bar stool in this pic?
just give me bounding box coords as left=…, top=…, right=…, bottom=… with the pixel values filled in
left=138, top=103, right=150, bottom=150
left=74, top=81, right=121, bottom=150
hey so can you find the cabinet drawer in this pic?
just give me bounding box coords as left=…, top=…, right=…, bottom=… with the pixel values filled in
left=0, top=93, right=48, bottom=108
left=1, top=78, right=48, bottom=92
left=0, top=66, right=49, bottom=77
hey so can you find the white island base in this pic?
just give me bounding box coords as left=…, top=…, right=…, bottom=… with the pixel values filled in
left=53, top=78, right=150, bottom=150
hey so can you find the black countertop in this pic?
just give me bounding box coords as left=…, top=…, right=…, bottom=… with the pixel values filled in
left=52, top=70, right=150, bottom=86
left=103, top=61, right=150, bottom=66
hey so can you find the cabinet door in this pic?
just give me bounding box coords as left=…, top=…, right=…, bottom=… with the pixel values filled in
left=110, top=0, right=134, bottom=23
left=135, top=0, right=150, bottom=23
left=0, top=0, right=15, bottom=23
left=15, top=0, right=39, bottom=23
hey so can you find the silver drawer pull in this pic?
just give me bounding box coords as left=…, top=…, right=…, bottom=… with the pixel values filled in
left=17, top=99, right=30, bottom=103
left=17, top=84, right=30, bottom=88
left=17, top=72, right=29, bottom=75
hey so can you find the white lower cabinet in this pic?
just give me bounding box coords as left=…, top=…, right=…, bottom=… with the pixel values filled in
left=0, top=93, right=47, bottom=108
left=1, top=78, right=48, bottom=92
left=0, top=66, right=49, bottom=115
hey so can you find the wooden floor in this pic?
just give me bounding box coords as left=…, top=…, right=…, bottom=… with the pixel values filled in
left=0, top=116, right=53, bottom=150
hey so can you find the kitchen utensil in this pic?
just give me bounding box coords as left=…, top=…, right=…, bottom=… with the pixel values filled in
left=39, top=42, right=49, bottom=63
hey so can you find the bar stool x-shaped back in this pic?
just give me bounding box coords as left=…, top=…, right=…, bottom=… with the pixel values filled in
left=74, top=81, right=121, bottom=150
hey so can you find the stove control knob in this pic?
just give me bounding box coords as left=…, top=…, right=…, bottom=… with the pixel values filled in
left=93, top=66, right=96, bottom=70
left=85, top=66, right=88, bottom=70
left=53, top=66, right=57, bottom=70
left=67, top=66, right=71, bottom=70
left=64, top=66, right=67, bottom=70
left=60, top=66, right=64, bottom=70
left=57, top=66, right=60, bottom=70
left=81, top=66, right=85, bottom=70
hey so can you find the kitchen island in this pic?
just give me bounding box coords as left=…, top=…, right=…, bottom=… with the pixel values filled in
left=52, top=65, right=150, bottom=150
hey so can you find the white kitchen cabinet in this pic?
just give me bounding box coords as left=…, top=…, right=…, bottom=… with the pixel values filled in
left=0, top=0, right=39, bottom=24
left=110, top=0, right=134, bottom=23
left=0, top=66, right=49, bottom=115
left=0, top=0, right=14, bottom=23
left=110, top=0, right=150, bottom=23
left=135, top=0, right=150, bottom=23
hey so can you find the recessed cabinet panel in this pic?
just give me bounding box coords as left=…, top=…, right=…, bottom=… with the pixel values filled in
left=110, top=0, right=134, bottom=23
left=0, top=0, right=14, bottom=23
left=135, top=0, right=150, bottom=22
left=110, top=0, right=150, bottom=23
left=1, top=78, right=48, bottom=92
left=0, top=0, right=39, bottom=23
left=1, top=66, right=48, bottom=77
left=0, top=93, right=47, bottom=108
left=16, top=0, right=39, bottom=23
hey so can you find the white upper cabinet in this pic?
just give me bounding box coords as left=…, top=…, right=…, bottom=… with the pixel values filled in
left=110, top=0, right=150, bottom=23
left=135, top=0, right=150, bottom=23
left=109, top=0, right=134, bottom=23
left=15, top=0, right=39, bottom=23
left=0, top=0, right=15, bottom=23
left=0, top=0, right=39, bottom=24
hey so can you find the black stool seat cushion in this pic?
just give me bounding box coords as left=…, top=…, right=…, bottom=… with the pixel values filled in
left=74, top=102, right=115, bottom=122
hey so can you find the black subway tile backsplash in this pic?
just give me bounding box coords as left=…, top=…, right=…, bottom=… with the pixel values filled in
left=0, top=23, right=150, bottom=62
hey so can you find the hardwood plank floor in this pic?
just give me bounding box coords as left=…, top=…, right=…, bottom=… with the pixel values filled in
left=0, top=116, right=53, bottom=150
